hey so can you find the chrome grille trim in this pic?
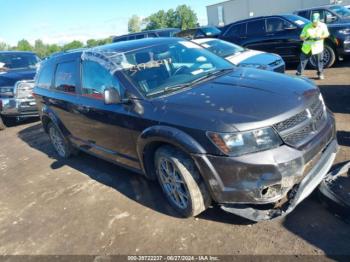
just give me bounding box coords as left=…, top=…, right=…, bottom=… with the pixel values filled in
left=273, top=95, right=327, bottom=148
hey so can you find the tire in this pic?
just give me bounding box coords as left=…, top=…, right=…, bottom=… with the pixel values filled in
left=154, top=145, right=211, bottom=217
left=47, top=122, right=73, bottom=159
left=0, top=116, right=6, bottom=130
left=309, top=44, right=336, bottom=69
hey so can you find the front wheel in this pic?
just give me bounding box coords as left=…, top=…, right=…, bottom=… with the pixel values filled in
left=309, top=45, right=336, bottom=69
left=154, top=146, right=211, bottom=217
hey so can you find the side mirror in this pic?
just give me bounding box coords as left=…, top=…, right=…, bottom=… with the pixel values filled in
left=328, top=16, right=338, bottom=22
left=104, top=87, right=121, bottom=105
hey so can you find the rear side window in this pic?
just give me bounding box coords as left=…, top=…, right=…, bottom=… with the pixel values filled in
left=147, top=33, right=157, bottom=37
left=225, top=23, right=246, bottom=37
left=158, top=31, right=170, bottom=37
left=135, top=34, right=145, bottom=39
left=297, top=11, right=309, bottom=19
left=54, top=61, right=78, bottom=93
left=81, top=61, right=121, bottom=99
left=36, top=63, right=54, bottom=89
left=247, top=19, right=266, bottom=35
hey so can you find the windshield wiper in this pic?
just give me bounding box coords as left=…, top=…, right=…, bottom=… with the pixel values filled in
left=147, top=68, right=233, bottom=97
left=147, top=83, right=191, bottom=97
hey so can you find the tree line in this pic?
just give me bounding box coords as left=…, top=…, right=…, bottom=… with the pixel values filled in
left=128, top=5, right=198, bottom=33
left=0, top=37, right=113, bottom=58
left=0, top=4, right=199, bottom=58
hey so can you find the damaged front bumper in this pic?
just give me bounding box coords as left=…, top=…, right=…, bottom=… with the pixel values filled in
left=221, top=139, right=338, bottom=221
left=192, top=113, right=337, bottom=221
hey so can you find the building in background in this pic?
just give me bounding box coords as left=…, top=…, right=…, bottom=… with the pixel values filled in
left=207, top=0, right=350, bottom=26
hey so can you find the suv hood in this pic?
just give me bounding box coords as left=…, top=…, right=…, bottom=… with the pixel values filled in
left=154, top=68, right=319, bottom=132
left=0, top=69, right=36, bottom=87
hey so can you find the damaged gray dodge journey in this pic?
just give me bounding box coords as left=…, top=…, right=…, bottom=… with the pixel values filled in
left=34, top=38, right=338, bottom=221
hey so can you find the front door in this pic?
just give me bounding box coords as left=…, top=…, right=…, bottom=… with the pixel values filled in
left=72, top=60, right=140, bottom=169
left=264, top=17, right=302, bottom=61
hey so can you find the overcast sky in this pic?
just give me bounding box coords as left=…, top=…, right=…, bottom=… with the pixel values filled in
left=1, top=0, right=220, bottom=46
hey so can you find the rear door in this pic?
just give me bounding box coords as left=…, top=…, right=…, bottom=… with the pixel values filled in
left=220, top=23, right=247, bottom=45
left=48, top=58, right=82, bottom=137
left=243, top=18, right=269, bottom=51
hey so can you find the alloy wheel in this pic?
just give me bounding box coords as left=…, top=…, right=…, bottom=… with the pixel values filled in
left=49, top=126, right=66, bottom=157
left=310, top=48, right=330, bottom=68
left=158, top=157, right=190, bottom=209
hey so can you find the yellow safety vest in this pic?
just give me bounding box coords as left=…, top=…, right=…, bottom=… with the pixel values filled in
left=301, top=22, right=330, bottom=55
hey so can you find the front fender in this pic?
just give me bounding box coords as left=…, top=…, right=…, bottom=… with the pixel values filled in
left=136, top=125, right=206, bottom=177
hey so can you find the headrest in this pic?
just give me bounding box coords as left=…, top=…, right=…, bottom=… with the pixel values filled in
left=135, top=52, right=151, bottom=64
left=154, top=51, right=171, bottom=61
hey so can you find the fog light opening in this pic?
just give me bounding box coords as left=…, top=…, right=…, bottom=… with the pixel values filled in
left=260, top=184, right=281, bottom=199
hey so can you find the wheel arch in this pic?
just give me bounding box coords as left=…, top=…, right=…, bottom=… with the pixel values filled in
left=40, top=106, right=70, bottom=136
left=137, top=125, right=206, bottom=180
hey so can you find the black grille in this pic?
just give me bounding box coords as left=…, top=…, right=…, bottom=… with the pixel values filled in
left=274, top=95, right=327, bottom=147
left=274, top=110, right=308, bottom=132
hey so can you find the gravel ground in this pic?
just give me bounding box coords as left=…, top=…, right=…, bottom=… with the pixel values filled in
left=0, top=60, right=349, bottom=257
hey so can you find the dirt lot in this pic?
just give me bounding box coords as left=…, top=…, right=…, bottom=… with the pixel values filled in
left=0, top=61, right=350, bottom=257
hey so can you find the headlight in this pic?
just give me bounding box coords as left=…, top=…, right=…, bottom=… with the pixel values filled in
left=14, top=80, right=35, bottom=99
left=207, top=127, right=282, bottom=156
left=338, top=29, right=350, bottom=35
left=238, top=63, right=268, bottom=70
left=0, top=86, right=14, bottom=97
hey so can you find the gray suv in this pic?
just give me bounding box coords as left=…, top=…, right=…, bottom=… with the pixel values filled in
left=34, top=38, right=338, bottom=221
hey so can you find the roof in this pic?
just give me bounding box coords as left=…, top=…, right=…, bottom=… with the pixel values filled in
left=224, top=14, right=301, bottom=25
left=46, top=38, right=183, bottom=62
left=0, top=51, right=36, bottom=55
left=114, top=28, right=180, bottom=38
left=295, top=4, right=339, bottom=12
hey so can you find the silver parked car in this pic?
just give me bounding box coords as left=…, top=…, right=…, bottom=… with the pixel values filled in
left=193, top=38, right=286, bottom=73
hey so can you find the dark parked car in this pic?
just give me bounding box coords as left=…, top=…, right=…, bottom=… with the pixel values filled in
left=294, top=5, right=350, bottom=63
left=34, top=38, right=337, bottom=221
left=219, top=14, right=345, bottom=68
left=112, top=28, right=180, bottom=43
left=0, top=51, right=40, bottom=130
left=175, top=26, right=222, bottom=39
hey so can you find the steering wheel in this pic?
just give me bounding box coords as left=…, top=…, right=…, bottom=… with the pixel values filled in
left=173, top=66, right=189, bottom=76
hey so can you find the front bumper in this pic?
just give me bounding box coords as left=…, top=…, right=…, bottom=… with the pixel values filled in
left=0, top=97, right=38, bottom=118
left=192, top=113, right=337, bottom=221
left=336, top=36, right=350, bottom=56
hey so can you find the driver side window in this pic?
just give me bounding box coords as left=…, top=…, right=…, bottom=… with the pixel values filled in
left=81, top=60, right=121, bottom=99
left=266, top=18, right=292, bottom=33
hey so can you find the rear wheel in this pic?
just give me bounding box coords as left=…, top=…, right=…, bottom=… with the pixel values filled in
left=154, top=145, right=211, bottom=217
left=309, top=44, right=336, bottom=69
left=47, top=122, right=73, bottom=159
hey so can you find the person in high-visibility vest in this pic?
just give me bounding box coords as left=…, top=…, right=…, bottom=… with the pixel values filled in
left=296, top=13, right=330, bottom=80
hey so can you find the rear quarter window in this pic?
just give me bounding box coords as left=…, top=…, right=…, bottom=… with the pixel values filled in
left=36, top=62, right=55, bottom=89
left=53, top=61, right=78, bottom=93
